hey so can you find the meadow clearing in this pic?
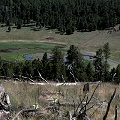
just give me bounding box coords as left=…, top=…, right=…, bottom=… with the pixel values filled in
left=0, top=25, right=120, bottom=68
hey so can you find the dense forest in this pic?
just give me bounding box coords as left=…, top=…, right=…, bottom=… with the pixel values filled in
left=0, top=44, right=120, bottom=83
left=0, top=0, right=120, bottom=34
left=0, top=0, right=120, bottom=82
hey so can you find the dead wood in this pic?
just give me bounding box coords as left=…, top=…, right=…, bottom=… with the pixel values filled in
left=115, top=105, right=117, bottom=120
left=83, top=83, right=90, bottom=94
left=0, top=110, right=10, bottom=120
left=79, top=83, right=100, bottom=114
left=103, top=88, right=116, bottom=120
left=12, top=108, right=37, bottom=120
left=37, top=70, right=49, bottom=83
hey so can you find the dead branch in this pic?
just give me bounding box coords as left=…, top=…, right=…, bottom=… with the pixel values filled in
left=0, top=76, right=11, bottom=80
left=12, top=108, right=37, bottom=120
left=115, top=105, right=117, bottom=120
left=86, top=83, right=100, bottom=106
left=69, top=71, right=79, bottom=82
left=37, top=70, right=49, bottom=83
left=79, top=83, right=100, bottom=113
left=90, top=103, right=103, bottom=118
left=21, top=76, right=35, bottom=82
left=75, top=94, right=87, bottom=113
left=93, top=96, right=105, bottom=104
left=103, top=88, right=116, bottom=120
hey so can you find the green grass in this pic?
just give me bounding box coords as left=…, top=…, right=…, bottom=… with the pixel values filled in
left=0, top=42, right=67, bottom=61
left=0, top=25, right=120, bottom=64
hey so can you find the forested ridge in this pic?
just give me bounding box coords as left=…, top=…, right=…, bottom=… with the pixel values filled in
left=0, top=0, right=120, bottom=33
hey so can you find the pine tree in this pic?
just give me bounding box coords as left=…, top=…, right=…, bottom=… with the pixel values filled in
left=103, top=42, right=110, bottom=81
left=115, top=64, right=120, bottom=83
left=67, top=45, right=85, bottom=82
left=23, top=61, right=33, bottom=77
left=41, top=52, right=48, bottom=66
left=51, top=47, right=63, bottom=81
left=94, top=49, right=103, bottom=81
left=41, top=52, right=48, bottom=79
left=85, top=62, right=94, bottom=82
left=67, top=45, right=80, bottom=64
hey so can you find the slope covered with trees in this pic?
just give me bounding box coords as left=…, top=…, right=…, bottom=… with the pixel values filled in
left=0, top=0, right=120, bottom=34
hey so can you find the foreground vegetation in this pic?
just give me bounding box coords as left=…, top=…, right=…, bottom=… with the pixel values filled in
left=1, top=81, right=119, bottom=120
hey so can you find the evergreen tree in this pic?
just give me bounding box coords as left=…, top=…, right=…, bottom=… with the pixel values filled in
left=32, top=59, right=42, bottom=78
left=67, top=45, right=80, bottom=64
left=41, top=52, right=48, bottom=65
left=67, top=45, right=85, bottom=82
left=14, top=62, right=23, bottom=76
left=94, top=49, right=103, bottom=81
left=115, top=64, right=120, bottom=83
left=41, top=52, right=48, bottom=79
left=85, top=62, right=94, bottom=82
left=110, top=67, right=116, bottom=82
left=103, top=42, right=110, bottom=81
left=1, top=0, right=120, bottom=31
left=51, top=47, right=63, bottom=81
left=22, top=61, right=33, bottom=77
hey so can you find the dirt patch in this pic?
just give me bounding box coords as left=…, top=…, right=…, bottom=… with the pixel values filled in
left=45, top=36, right=54, bottom=40
left=0, top=39, right=67, bottom=45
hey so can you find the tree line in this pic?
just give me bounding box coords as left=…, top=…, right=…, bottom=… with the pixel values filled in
left=0, top=43, right=120, bottom=83
left=0, top=0, right=120, bottom=34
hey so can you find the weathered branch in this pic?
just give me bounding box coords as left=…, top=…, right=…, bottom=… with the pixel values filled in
left=12, top=108, right=37, bottom=120
left=103, top=88, right=116, bottom=120
left=79, top=83, right=100, bottom=113
left=37, top=70, right=49, bottom=83
left=115, top=105, right=117, bottom=120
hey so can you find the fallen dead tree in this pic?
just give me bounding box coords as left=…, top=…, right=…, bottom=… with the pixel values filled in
left=12, top=108, right=38, bottom=120
left=9, top=81, right=117, bottom=120
left=0, top=84, right=11, bottom=120
left=65, top=83, right=117, bottom=120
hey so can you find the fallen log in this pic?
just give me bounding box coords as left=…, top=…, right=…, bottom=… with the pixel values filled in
left=0, top=84, right=11, bottom=120
left=12, top=108, right=38, bottom=120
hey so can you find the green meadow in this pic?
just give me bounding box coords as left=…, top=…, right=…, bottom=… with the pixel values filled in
left=0, top=42, right=67, bottom=61
left=0, top=25, right=120, bottom=66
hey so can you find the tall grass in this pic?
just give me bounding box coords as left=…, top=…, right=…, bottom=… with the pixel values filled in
left=1, top=80, right=120, bottom=120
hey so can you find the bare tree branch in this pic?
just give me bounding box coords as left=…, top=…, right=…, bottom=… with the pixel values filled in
left=115, top=105, right=117, bottom=120
left=103, top=88, right=116, bottom=120
left=12, top=108, right=37, bottom=120
left=37, top=70, right=49, bottom=83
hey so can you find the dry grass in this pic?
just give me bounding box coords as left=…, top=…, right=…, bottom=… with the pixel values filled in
left=0, top=80, right=120, bottom=120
